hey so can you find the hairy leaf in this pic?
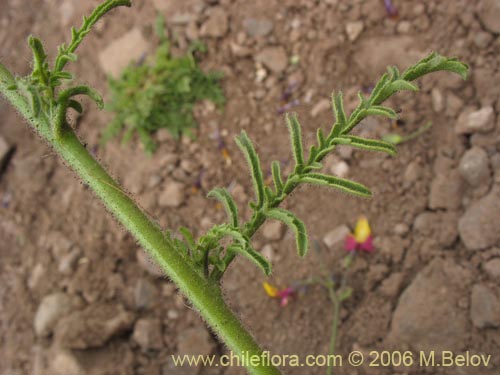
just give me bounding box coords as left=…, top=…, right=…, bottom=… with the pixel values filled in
left=229, top=245, right=272, bottom=276
left=235, top=131, right=265, bottom=208
left=207, top=188, right=239, bottom=227
left=402, top=52, right=469, bottom=82
left=271, top=161, right=284, bottom=196
left=300, top=173, right=372, bottom=198
left=286, top=114, right=305, bottom=172
left=332, top=92, right=347, bottom=134
left=265, top=208, right=308, bottom=257
left=338, top=135, right=396, bottom=155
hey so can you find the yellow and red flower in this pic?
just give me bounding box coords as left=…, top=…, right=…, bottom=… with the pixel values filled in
left=344, top=216, right=374, bottom=253
left=263, top=282, right=295, bottom=307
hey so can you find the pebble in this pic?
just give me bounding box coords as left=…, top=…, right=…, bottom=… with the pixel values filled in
left=134, top=278, right=157, bottom=310
left=393, top=223, right=409, bottom=237
left=54, top=304, right=135, bottom=349
left=431, top=88, right=444, bottom=112
left=323, top=225, right=350, bottom=249
left=242, top=18, right=274, bottom=37
left=167, top=309, right=179, bottom=320
left=158, top=181, right=185, bottom=207
left=458, top=146, right=491, bottom=187
left=428, top=169, right=463, bottom=210
left=260, top=244, right=274, bottom=261
left=34, top=293, right=81, bottom=337
left=200, top=7, right=228, bottom=38
left=98, top=28, right=151, bottom=78
left=455, top=106, right=495, bottom=135
left=310, top=98, right=331, bottom=117
left=133, top=318, right=164, bottom=350
left=51, top=350, right=86, bottom=375
left=470, top=284, right=500, bottom=328
left=477, top=0, right=500, bottom=33
left=255, top=47, right=288, bottom=74
left=262, top=221, right=285, bottom=241
left=483, top=258, right=500, bottom=280
left=58, top=248, right=81, bottom=275
left=345, top=21, right=364, bottom=41
left=330, top=160, right=349, bottom=178
left=458, top=188, right=500, bottom=250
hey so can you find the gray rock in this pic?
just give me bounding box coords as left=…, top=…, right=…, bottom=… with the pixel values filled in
left=477, top=0, right=500, bottom=33
left=429, top=169, right=463, bottom=210
left=242, top=18, right=273, bottom=37
left=177, top=326, right=215, bottom=355
left=54, top=304, right=135, bottom=349
left=98, top=28, right=151, bottom=78
left=134, top=278, right=157, bottom=310
left=133, top=318, right=164, bottom=350
left=470, top=284, right=500, bottom=328
left=158, top=181, right=185, bottom=207
left=387, top=258, right=471, bottom=352
left=459, top=188, right=500, bottom=250
left=379, top=272, right=404, bottom=298
left=262, top=220, right=285, bottom=241
left=483, top=258, right=500, bottom=280
left=413, top=211, right=458, bottom=247
left=255, top=47, right=288, bottom=74
left=58, top=248, right=81, bottom=275
left=200, top=7, right=228, bottom=38
left=455, top=106, right=495, bottom=135
left=345, top=21, right=364, bottom=41
left=34, top=293, right=81, bottom=337
left=458, top=146, right=491, bottom=186
left=323, top=225, right=350, bottom=249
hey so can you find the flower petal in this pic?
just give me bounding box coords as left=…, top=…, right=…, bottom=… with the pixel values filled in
left=354, top=216, right=371, bottom=243
left=359, top=235, right=375, bottom=252
left=263, top=281, right=279, bottom=298
left=344, top=234, right=357, bottom=252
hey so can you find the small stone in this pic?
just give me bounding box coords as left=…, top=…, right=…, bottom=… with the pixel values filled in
left=483, top=258, right=500, bottom=280
left=34, top=293, right=81, bottom=337
left=262, top=221, right=285, bottom=241
left=431, top=88, right=444, bottom=112
left=393, top=223, right=409, bottom=236
left=455, top=106, right=495, bottom=135
left=134, top=278, right=157, bottom=310
left=133, top=318, right=164, bottom=350
left=51, top=350, right=86, bottom=375
left=477, top=0, right=500, bottom=33
left=200, top=7, right=228, bottom=38
left=261, top=244, right=274, bottom=261
left=396, top=21, right=411, bottom=34
left=242, top=18, right=273, bottom=37
left=323, top=225, right=350, bottom=249
left=28, top=264, right=45, bottom=291
left=458, top=188, right=500, bottom=250
left=458, top=146, right=491, bottom=187
left=428, top=169, right=463, bottom=210
left=158, top=181, right=185, bottom=207
left=230, top=42, right=252, bottom=57
left=137, top=249, right=164, bottom=278
left=58, top=248, right=81, bottom=275
left=177, top=326, right=215, bottom=355
left=470, top=284, right=500, bottom=328
left=98, top=28, right=151, bottom=77
left=403, top=161, right=421, bottom=184
left=310, top=98, right=331, bottom=117
left=473, top=31, right=493, bottom=49
left=55, top=304, right=135, bottom=349
left=255, top=47, right=288, bottom=74
left=330, top=160, right=349, bottom=178
left=345, top=21, right=364, bottom=41
left=167, top=309, right=179, bottom=320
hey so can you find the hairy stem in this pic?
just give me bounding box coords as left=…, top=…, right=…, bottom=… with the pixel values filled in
left=0, top=73, right=281, bottom=375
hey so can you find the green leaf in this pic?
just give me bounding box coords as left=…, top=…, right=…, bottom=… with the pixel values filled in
left=317, top=128, right=326, bottom=148
left=402, top=52, right=469, bottom=82
left=67, top=99, right=83, bottom=114
left=271, top=161, right=284, bottom=196
left=0, top=62, right=16, bottom=86
left=229, top=245, right=272, bottom=276
left=264, top=208, right=308, bottom=257
left=300, top=173, right=372, bottom=198
left=179, top=226, right=196, bottom=250
left=339, top=135, right=396, bottom=155
left=374, top=80, right=419, bottom=105
left=207, top=187, right=239, bottom=227
left=368, top=72, right=389, bottom=105
left=216, top=225, right=248, bottom=247
left=235, top=131, right=265, bottom=208
left=27, top=86, right=41, bottom=116
left=332, top=91, right=347, bottom=132
left=286, top=114, right=305, bottom=172
left=58, top=85, right=104, bottom=109
left=338, top=287, right=353, bottom=302
left=28, top=36, right=48, bottom=84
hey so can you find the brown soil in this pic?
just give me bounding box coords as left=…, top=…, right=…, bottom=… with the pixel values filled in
left=1, top=1, right=499, bottom=375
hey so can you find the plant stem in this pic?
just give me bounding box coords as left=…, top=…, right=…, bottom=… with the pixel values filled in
left=326, top=289, right=341, bottom=375
left=0, top=72, right=281, bottom=375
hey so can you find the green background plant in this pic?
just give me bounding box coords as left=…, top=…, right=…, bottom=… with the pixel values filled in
left=103, top=15, right=224, bottom=154
left=0, top=1, right=468, bottom=374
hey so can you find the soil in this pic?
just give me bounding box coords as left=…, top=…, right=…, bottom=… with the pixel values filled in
left=1, top=0, right=500, bottom=375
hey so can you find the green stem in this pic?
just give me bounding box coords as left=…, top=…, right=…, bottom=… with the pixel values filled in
left=326, top=289, right=341, bottom=375
left=0, top=70, right=281, bottom=375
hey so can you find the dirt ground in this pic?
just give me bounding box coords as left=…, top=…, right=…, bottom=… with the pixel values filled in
left=1, top=0, right=500, bottom=374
